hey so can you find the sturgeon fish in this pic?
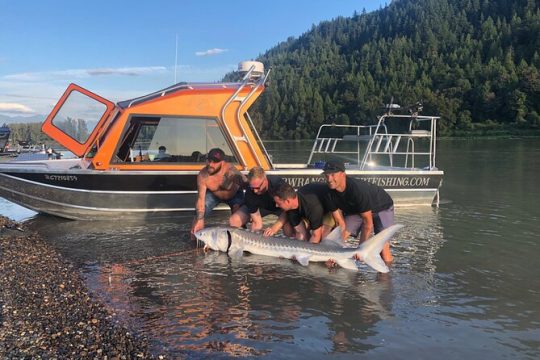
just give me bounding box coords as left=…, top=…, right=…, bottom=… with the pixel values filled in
left=194, top=224, right=404, bottom=273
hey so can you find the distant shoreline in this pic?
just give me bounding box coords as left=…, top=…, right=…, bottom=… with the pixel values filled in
left=263, top=129, right=540, bottom=142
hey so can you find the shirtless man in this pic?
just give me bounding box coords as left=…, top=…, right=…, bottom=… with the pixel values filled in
left=190, top=148, right=246, bottom=236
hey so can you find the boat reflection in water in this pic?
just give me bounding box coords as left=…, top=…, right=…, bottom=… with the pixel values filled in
left=26, top=206, right=444, bottom=358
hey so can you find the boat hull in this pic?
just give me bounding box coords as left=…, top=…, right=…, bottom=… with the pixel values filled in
left=0, top=165, right=443, bottom=220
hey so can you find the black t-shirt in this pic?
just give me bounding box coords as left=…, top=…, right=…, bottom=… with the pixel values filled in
left=297, top=182, right=333, bottom=212
left=327, top=176, right=393, bottom=215
left=287, top=182, right=329, bottom=230
left=244, top=175, right=285, bottom=214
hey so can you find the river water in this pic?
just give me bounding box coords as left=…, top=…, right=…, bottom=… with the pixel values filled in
left=2, top=138, right=539, bottom=359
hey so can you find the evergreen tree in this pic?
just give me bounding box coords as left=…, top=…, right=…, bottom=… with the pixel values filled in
left=233, top=0, right=540, bottom=139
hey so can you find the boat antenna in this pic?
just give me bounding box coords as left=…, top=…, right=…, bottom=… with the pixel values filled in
left=174, top=34, right=178, bottom=84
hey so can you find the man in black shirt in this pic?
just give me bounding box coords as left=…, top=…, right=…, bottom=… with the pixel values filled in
left=322, top=160, right=395, bottom=262
left=229, top=167, right=293, bottom=235
left=265, top=182, right=341, bottom=244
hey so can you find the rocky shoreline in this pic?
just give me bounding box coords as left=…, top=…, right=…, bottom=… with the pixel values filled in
left=0, top=216, right=168, bottom=359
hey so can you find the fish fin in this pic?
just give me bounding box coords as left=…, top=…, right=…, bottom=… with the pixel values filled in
left=320, top=237, right=345, bottom=248
left=335, top=258, right=359, bottom=271
left=362, top=255, right=389, bottom=273
left=228, top=248, right=244, bottom=258
left=323, top=226, right=342, bottom=242
left=295, top=255, right=310, bottom=266
left=357, top=224, right=404, bottom=272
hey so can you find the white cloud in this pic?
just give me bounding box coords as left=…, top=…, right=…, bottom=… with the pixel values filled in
left=195, top=48, right=228, bottom=57
left=4, top=66, right=167, bottom=82
left=87, top=67, right=167, bottom=76
left=0, top=79, right=71, bottom=116
left=0, top=102, right=34, bottom=114
left=0, top=63, right=237, bottom=116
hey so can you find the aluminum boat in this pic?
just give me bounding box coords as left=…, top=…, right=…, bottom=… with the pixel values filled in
left=0, top=61, right=443, bottom=220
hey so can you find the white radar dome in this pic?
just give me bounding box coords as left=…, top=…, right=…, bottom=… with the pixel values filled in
left=238, top=61, right=265, bottom=78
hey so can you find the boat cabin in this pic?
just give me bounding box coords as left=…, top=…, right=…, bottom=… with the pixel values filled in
left=41, top=61, right=440, bottom=176
left=41, top=61, right=272, bottom=171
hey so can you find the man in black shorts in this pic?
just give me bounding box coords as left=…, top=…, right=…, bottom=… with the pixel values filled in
left=322, top=160, right=395, bottom=262
left=265, top=182, right=342, bottom=244
left=229, top=167, right=293, bottom=235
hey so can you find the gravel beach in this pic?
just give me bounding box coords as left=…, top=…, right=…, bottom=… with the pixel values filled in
left=0, top=216, right=168, bottom=359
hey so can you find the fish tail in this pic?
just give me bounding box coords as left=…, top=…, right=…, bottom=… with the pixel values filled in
left=357, top=224, right=404, bottom=273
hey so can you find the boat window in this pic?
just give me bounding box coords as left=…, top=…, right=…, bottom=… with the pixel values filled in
left=114, top=116, right=238, bottom=164
left=50, top=90, right=108, bottom=144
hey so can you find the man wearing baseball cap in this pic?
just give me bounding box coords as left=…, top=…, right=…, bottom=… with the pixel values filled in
left=322, top=159, right=395, bottom=263
left=190, top=147, right=247, bottom=236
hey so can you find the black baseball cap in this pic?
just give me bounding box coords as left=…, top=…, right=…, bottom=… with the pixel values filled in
left=207, top=148, right=225, bottom=162
left=321, top=160, right=345, bottom=174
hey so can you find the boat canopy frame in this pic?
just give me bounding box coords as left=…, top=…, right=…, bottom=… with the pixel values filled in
left=307, top=113, right=440, bottom=171
left=219, top=64, right=273, bottom=169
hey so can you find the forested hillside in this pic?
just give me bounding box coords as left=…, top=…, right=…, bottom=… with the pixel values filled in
left=244, top=0, right=539, bottom=139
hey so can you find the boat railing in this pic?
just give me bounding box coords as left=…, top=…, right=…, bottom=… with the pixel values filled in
left=307, top=114, right=439, bottom=171
left=360, top=114, right=439, bottom=170
left=307, top=124, right=382, bottom=166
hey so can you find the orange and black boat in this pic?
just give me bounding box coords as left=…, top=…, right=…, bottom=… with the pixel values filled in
left=0, top=62, right=443, bottom=220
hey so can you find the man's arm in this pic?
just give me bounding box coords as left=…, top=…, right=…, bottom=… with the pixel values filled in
left=331, top=209, right=349, bottom=240
left=358, top=210, right=374, bottom=243
left=263, top=211, right=287, bottom=236
left=309, top=226, right=323, bottom=244
left=250, top=210, right=263, bottom=231
left=191, top=172, right=208, bottom=234
left=293, top=221, right=309, bottom=241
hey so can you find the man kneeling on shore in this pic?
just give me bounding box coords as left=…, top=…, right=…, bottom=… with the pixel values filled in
left=265, top=182, right=344, bottom=244
left=322, top=160, right=395, bottom=263
left=190, top=148, right=246, bottom=236
left=229, top=166, right=294, bottom=235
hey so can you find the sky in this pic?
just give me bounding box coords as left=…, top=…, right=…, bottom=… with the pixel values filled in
left=0, top=0, right=386, bottom=117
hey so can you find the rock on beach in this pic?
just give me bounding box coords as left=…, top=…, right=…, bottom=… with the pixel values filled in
left=0, top=216, right=167, bottom=359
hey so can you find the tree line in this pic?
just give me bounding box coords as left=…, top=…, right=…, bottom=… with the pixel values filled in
left=4, top=116, right=89, bottom=148
left=4, top=123, right=52, bottom=147
left=7, top=0, right=540, bottom=144
left=239, top=0, right=539, bottom=139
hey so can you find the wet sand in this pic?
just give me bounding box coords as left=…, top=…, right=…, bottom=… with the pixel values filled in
left=0, top=216, right=168, bottom=359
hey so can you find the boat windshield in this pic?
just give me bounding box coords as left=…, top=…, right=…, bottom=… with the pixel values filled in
left=113, top=115, right=238, bottom=164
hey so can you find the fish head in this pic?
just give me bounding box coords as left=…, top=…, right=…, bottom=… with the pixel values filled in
left=194, top=227, right=231, bottom=252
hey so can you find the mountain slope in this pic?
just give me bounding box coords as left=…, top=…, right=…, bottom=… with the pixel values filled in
left=247, top=0, right=540, bottom=139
